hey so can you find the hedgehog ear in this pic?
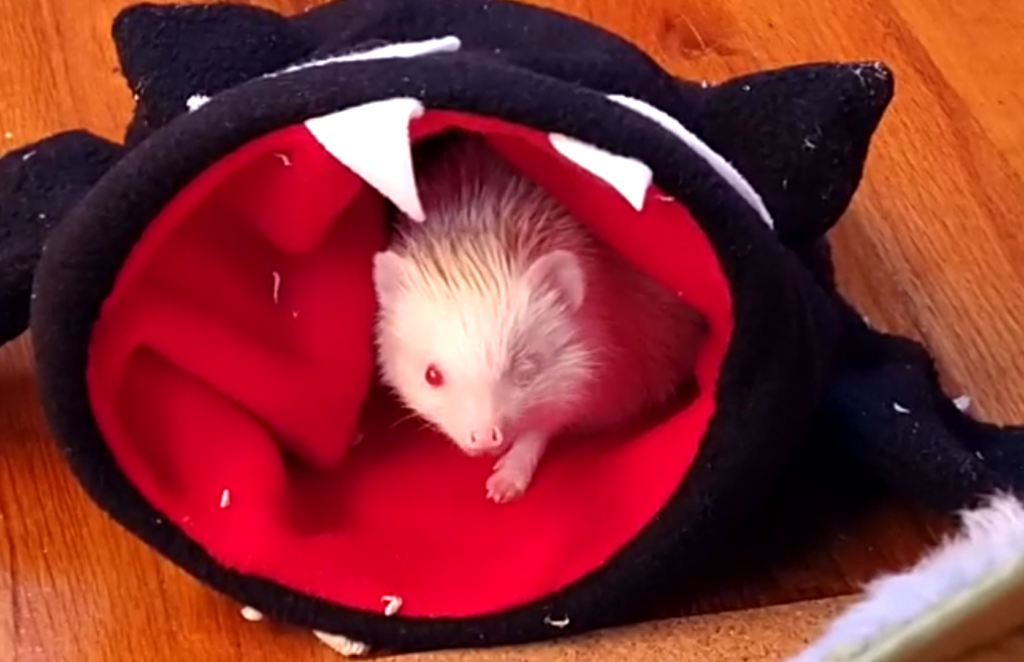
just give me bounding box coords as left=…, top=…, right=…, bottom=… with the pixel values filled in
left=525, top=250, right=586, bottom=311
left=372, top=250, right=411, bottom=305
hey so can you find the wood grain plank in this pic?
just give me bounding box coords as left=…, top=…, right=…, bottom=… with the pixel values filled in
left=885, top=0, right=1024, bottom=182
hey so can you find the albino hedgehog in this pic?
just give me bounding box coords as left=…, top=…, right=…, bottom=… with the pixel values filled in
left=371, top=133, right=708, bottom=503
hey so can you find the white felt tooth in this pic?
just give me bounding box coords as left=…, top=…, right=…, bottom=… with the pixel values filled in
left=549, top=133, right=653, bottom=212
left=269, top=36, right=461, bottom=77
left=305, top=98, right=426, bottom=222
left=607, top=93, right=775, bottom=229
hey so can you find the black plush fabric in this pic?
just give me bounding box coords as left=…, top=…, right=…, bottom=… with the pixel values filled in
left=820, top=300, right=1021, bottom=513
left=0, top=0, right=1020, bottom=653
left=693, top=62, right=894, bottom=244
left=22, top=48, right=841, bottom=651
left=115, top=3, right=313, bottom=146
left=0, top=131, right=123, bottom=345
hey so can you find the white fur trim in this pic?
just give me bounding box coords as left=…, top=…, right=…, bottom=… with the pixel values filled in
left=268, top=36, right=461, bottom=78
left=549, top=133, right=653, bottom=211
left=788, top=493, right=1024, bottom=662
left=606, top=93, right=775, bottom=229
left=305, top=98, right=426, bottom=222
left=313, top=630, right=371, bottom=657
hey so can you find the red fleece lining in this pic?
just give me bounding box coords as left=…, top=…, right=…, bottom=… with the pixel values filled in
left=87, top=111, right=734, bottom=617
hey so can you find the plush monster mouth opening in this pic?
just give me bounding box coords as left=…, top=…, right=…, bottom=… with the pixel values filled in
left=86, top=103, right=734, bottom=617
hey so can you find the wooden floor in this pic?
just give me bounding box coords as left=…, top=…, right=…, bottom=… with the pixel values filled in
left=1, top=0, right=1023, bottom=660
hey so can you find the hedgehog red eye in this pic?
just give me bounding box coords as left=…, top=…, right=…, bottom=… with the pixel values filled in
left=424, top=364, right=445, bottom=388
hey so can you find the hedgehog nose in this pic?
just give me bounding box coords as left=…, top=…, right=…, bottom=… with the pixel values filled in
left=469, top=426, right=504, bottom=449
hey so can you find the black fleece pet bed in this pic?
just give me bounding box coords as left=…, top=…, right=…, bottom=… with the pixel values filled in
left=3, top=0, right=1024, bottom=654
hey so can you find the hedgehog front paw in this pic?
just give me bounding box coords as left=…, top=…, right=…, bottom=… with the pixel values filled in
left=485, top=432, right=548, bottom=503
left=486, top=457, right=533, bottom=503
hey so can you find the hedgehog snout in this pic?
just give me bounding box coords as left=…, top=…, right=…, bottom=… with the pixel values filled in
left=468, top=425, right=505, bottom=452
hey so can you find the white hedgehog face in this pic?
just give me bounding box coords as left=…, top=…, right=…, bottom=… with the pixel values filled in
left=371, top=248, right=596, bottom=456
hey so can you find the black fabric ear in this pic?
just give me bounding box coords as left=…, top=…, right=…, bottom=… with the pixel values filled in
left=0, top=131, right=124, bottom=346
left=112, top=3, right=314, bottom=146
left=818, top=301, right=1022, bottom=513
left=693, top=62, right=894, bottom=245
